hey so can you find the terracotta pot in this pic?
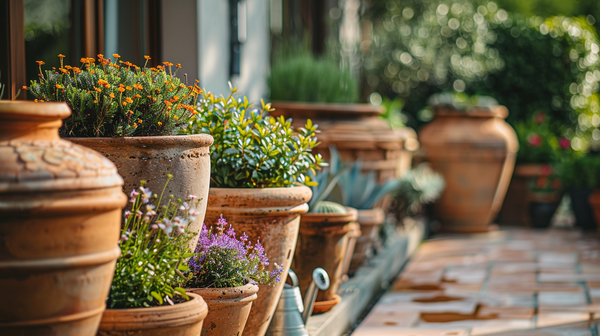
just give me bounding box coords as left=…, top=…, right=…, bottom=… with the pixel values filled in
left=394, top=126, right=420, bottom=177
left=349, top=208, right=386, bottom=276
left=588, top=190, right=600, bottom=230
left=97, top=293, right=208, bottom=335
left=419, top=105, right=518, bottom=232
left=0, top=101, right=126, bottom=335
left=270, top=102, right=404, bottom=183
left=204, top=186, right=312, bottom=336
left=69, top=135, right=213, bottom=251
left=293, top=207, right=359, bottom=309
left=188, top=283, right=258, bottom=336
left=496, top=164, right=553, bottom=227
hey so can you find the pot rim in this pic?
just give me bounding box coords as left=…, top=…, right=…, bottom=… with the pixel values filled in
left=302, top=207, right=358, bottom=222
left=187, top=283, right=259, bottom=303
left=433, top=105, right=508, bottom=119
left=100, top=293, right=208, bottom=329
left=0, top=101, right=71, bottom=120
left=271, top=101, right=383, bottom=118
left=68, top=133, right=214, bottom=148
left=207, top=185, right=312, bottom=208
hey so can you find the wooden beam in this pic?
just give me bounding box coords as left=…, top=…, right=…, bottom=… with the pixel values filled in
left=0, top=0, right=26, bottom=100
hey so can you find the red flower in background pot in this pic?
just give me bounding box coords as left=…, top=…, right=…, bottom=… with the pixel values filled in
left=528, top=134, right=543, bottom=147
left=559, top=137, right=570, bottom=149
left=540, top=164, right=552, bottom=176
left=534, top=112, right=546, bottom=124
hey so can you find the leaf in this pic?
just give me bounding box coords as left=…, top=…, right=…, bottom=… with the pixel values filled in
left=150, top=291, right=163, bottom=305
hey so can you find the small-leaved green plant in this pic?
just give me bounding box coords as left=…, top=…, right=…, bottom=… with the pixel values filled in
left=181, top=87, right=325, bottom=188
left=108, top=175, right=197, bottom=309
left=27, top=54, right=201, bottom=137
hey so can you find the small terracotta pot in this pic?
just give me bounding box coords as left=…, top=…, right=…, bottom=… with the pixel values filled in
left=0, top=101, right=126, bottom=336
left=204, top=186, right=312, bottom=336
left=588, top=190, right=600, bottom=230
left=69, top=135, right=213, bottom=251
left=349, top=208, right=386, bottom=276
left=97, top=293, right=208, bottom=336
left=270, top=102, right=404, bottom=183
left=419, top=105, right=518, bottom=232
left=293, top=207, right=359, bottom=308
left=188, top=283, right=259, bottom=336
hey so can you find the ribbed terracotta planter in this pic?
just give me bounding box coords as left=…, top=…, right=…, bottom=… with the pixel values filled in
left=204, top=186, right=312, bottom=336
left=188, top=283, right=259, bottom=336
left=419, top=105, right=518, bottom=233
left=293, top=207, right=359, bottom=311
left=69, top=134, right=213, bottom=251
left=270, top=102, right=404, bottom=183
left=349, top=208, right=386, bottom=276
left=97, top=293, right=208, bottom=336
left=0, top=101, right=127, bottom=336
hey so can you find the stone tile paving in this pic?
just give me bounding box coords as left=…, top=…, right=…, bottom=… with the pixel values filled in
left=352, top=229, right=600, bottom=336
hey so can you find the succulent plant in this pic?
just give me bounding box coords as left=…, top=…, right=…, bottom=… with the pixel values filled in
left=307, top=147, right=347, bottom=213
left=311, top=201, right=348, bottom=214
left=394, top=164, right=445, bottom=214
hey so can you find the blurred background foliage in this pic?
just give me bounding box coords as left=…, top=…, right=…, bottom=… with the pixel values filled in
left=362, top=0, right=600, bottom=152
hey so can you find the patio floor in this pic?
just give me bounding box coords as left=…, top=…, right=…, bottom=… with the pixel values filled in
left=351, top=228, right=600, bottom=336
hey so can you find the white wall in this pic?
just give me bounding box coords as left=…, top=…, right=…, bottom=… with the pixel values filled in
left=197, top=0, right=270, bottom=103
left=161, top=0, right=199, bottom=83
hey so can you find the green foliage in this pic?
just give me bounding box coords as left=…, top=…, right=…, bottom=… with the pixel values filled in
left=108, top=176, right=197, bottom=309
left=306, top=147, right=346, bottom=212
left=364, top=1, right=600, bottom=151
left=379, top=96, right=408, bottom=128
left=556, top=154, right=600, bottom=189
left=394, top=164, right=445, bottom=214
left=27, top=55, right=200, bottom=137
left=311, top=201, right=348, bottom=214
left=514, top=112, right=571, bottom=163
left=327, top=158, right=401, bottom=210
left=269, top=53, right=359, bottom=103
left=181, top=87, right=325, bottom=188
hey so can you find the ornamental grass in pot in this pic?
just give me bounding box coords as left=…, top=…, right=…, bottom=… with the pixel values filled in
left=181, top=88, right=321, bottom=336
left=27, top=55, right=213, bottom=250
left=185, top=216, right=283, bottom=336
left=98, top=176, right=208, bottom=336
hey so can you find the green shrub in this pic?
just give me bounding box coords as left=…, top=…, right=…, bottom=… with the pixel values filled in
left=181, top=88, right=325, bottom=188
left=269, top=53, right=359, bottom=103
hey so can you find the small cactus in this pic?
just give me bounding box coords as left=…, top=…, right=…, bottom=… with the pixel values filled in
left=312, top=201, right=347, bottom=214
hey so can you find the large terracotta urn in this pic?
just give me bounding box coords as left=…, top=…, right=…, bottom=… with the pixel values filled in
left=292, top=208, right=359, bottom=313
left=0, top=101, right=127, bottom=335
left=69, top=135, right=213, bottom=250
left=270, top=102, right=404, bottom=183
left=419, top=105, right=518, bottom=232
left=97, top=293, right=208, bottom=336
left=188, top=283, right=258, bottom=336
left=204, top=186, right=312, bottom=336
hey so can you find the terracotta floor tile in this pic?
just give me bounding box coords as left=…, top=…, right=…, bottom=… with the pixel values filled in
left=536, top=312, right=591, bottom=328
left=372, top=301, right=478, bottom=315
left=538, top=252, right=578, bottom=264
left=539, top=273, right=600, bottom=283
left=538, top=291, right=588, bottom=307
left=488, top=273, right=537, bottom=285
left=469, top=319, right=535, bottom=335
left=491, top=263, right=538, bottom=274
left=477, top=306, right=535, bottom=319
left=352, top=328, right=468, bottom=336
left=581, top=264, right=600, bottom=274
left=360, top=311, right=420, bottom=328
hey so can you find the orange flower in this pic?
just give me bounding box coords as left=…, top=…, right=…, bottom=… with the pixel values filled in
left=64, top=65, right=72, bottom=69
left=162, top=61, right=173, bottom=67
left=134, top=94, right=141, bottom=98
left=113, top=54, right=121, bottom=58
left=55, top=84, right=63, bottom=89
left=176, top=63, right=181, bottom=68
left=118, top=87, right=125, bottom=93
left=173, top=115, right=179, bottom=120
left=94, top=87, right=102, bottom=92
left=94, top=100, right=98, bottom=103
left=80, top=58, right=89, bottom=64
left=126, top=97, right=133, bottom=104
left=144, top=55, right=151, bottom=60
left=138, top=119, right=143, bottom=124
left=133, top=84, right=143, bottom=90
left=97, top=54, right=104, bottom=59
left=109, top=93, right=115, bottom=98
left=128, top=110, right=134, bottom=115
left=22, top=86, right=27, bottom=90
left=122, top=101, right=128, bottom=106
left=133, top=122, right=138, bottom=128
left=126, top=86, right=132, bottom=91
left=58, top=54, right=65, bottom=58
left=36, top=61, right=45, bottom=65
left=157, top=121, right=162, bottom=126
left=172, top=95, right=179, bottom=101
left=97, top=79, right=108, bottom=85
left=39, top=99, right=44, bottom=102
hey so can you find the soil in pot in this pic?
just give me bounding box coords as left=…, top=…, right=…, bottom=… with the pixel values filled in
left=97, top=293, right=208, bottom=336
left=0, top=101, right=127, bottom=336
left=204, top=186, right=311, bottom=336
left=188, top=284, right=258, bottom=336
